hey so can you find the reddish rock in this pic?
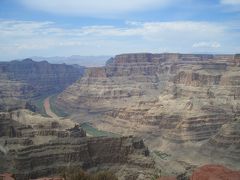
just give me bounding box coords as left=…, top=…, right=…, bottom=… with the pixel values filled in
left=0, top=173, right=15, bottom=180
left=191, top=165, right=240, bottom=180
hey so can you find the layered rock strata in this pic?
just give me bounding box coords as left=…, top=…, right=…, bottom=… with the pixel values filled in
left=0, top=59, right=84, bottom=111
left=57, top=53, right=239, bottom=144
left=0, top=110, right=154, bottom=180
left=55, top=53, right=240, bottom=173
left=13, top=136, right=152, bottom=180
left=200, top=120, right=240, bottom=162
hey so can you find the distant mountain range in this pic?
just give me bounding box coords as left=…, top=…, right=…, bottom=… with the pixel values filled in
left=30, top=55, right=112, bottom=67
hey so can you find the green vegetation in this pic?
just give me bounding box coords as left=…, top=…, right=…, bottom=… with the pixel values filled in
left=154, top=151, right=171, bottom=160
left=234, top=115, right=240, bottom=122
left=61, top=167, right=118, bottom=180
left=49, top=94, right=69, bottom=117
left=80, top=123, right=120, bottom=137
left=31, top=93, right=66, bottom=117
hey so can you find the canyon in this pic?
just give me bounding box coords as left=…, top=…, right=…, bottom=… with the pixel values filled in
left=56, top=53, right=240, bottom=171
left=0, top=59, right=84, bottom=111
left=0, top=110, right=154, bottom=180
left=0, top=58, right=155, bottom=180
left=0, top=53, right=240, bottom=179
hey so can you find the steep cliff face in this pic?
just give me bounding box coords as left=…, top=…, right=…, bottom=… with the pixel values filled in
left=0, top=80, right=36, bottom=111
left=3, top=59, right=84, bottom=93
left=56, top=53, right=240, bottom=153
left=13, top=136, right=153, bottom=180
left=56, top=53, right=170, bottom=112
left=200, top=120, right=240, bottom=162
left=0, top=59, right=84, bottom=111
left=0, top=110, right=76, bottom=150
left=0, top=110, right=154, bottom=180
left=0, top=112, right=22, bottom=138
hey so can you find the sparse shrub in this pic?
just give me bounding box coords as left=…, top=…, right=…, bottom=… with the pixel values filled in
left=176, top=172, right=189, bottom=180
left=61, top=167, right=118, bottom=180
left=93, top=171, right=118, bottom=180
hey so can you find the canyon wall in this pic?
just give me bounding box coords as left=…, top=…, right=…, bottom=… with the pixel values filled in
left=0, top=110, right=154, bottom=180
left=13, top=136, right=153, bottom=180
left=56, top=53, right=240, bottom=152
left=0, top=59, right=84, bottom=111
left=200, top=120, right=240, bottom=163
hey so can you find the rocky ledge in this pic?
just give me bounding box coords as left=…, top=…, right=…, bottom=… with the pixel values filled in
left=55, top=53, right=240, bottom=169
left=13, top=136, right=153, bottom=180
left=200, top=120, right=240, bottom=162
left=0, top=110, right=155, bottom=180
left=57, top=53, right=239, bottom=142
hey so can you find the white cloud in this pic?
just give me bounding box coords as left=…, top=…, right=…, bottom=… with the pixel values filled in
left=221, top=0, right=240, bottom=5
left=0, top=20, right=53, bottom=37
left=220, top=0, right=240, bottom=11
left=20, top=0, right=171, bottom=17
left=192, top=42, right=221, bottom=48
left=0, top=19, right=238, bottom=60
left=19, top=0, right=240, bottom=17
left=0, top=20, right=226, bottom=41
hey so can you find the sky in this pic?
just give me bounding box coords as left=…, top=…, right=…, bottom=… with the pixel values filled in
left=0, top=0, right=239, bottom=60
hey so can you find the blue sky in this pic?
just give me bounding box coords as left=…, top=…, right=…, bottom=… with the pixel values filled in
left=0, top=0, right=239, bottom=60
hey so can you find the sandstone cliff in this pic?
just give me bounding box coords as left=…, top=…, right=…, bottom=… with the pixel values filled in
left=56, top=53, right=240, bottom=168
left=0, top=110, right=155, bottom=180
left=13, top=136, right=153, bottom=180
left=200, top=120, right=240, bottom=163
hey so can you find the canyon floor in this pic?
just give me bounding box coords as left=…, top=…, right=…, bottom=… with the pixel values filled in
left=42, top=94, right=197, bottom=178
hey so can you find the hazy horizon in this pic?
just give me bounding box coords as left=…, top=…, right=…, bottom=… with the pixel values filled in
left=0, top=52, right=238, bottom=64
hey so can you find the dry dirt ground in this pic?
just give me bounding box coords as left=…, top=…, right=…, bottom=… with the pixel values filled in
left=43, top=97, right=59, bottom=118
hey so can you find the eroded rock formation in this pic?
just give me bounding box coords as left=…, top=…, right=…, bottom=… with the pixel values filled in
left=200, top=120, right=240, bottom=162
left=13, top=136, right=152, bottom=180
left=0, top=110, right=154, bottom=180
left=0, top=59, right=84, bottom=111
left=56, top=53, right=240, bottom=167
